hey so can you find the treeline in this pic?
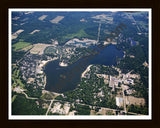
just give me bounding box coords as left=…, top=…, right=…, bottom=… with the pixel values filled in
left=74, top=104, right=91, bottom=115
left=127, top=104, right=148, bottom=115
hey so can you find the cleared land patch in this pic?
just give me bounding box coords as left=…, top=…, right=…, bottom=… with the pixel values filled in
left=126, top=96, right=145, bottom=106
left=38, top=15, right=48, bottom=21
left=92, top=14, right=113, bottom=23
left=12, top=29, right=24, bottom=40
left=25, top=11, right=34, bottom=15
left=30, top=43, right=52, bottom=55
left=29, top=29, right=40, bottom=34
left=12, top=17, right=20, bottom=20
left=50, top=16, right=64, bottom=23
left=90, top=108, right=115, bottom=115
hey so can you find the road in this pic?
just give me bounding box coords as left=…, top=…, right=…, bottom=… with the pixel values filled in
left=122, top=85, right=127, bottom=114
left=21, top=91, right=38, bottom=100
left=97, top=22, right=101, bottom=42
left=126, top=13, right=141, bottom=33
left=48, top=99, right=144, bottom=115
left=46, top=100, right=54, bottom=115
left=17, top=88, right=144, bottom=116
left=16, top=46, right=33, bottom=65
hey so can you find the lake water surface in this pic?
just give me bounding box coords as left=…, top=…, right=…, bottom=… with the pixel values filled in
left=44, top=45, right=123, bottom=93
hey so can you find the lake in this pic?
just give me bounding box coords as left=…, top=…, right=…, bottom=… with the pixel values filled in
left=44, top=44, right=124, bottom=93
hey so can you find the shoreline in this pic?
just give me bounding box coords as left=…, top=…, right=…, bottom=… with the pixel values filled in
left=42, top=89, right=63, bottom=96
left=81, top=64, right=92, bottom=78
left=37, top=57, right=58, bottom=89
left=39, top=57, right=58, bottom=68
left=65, top=38, right=97, bottom=45
left=123, top=51, right=126, bottom=58
left=43, top=75, right=47, bottom=89
left=43, top=43, right=123, bottom=92
left=59, top=61, right=68, bottom=67
left=103, top=41, right=117, bottom=45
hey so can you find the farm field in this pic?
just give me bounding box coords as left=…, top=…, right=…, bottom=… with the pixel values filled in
left=12, top=40, right=31, bottom=51
left=38, top=15, right=48, bottom=20
left=50, top=16, right=64, bottom=23
left=30, top=43, right=53, bottom=55
left=12, top=29, right=24, bottom=40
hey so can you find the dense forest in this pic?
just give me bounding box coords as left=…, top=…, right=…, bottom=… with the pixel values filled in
left=12, top=92, right=48, bottom=115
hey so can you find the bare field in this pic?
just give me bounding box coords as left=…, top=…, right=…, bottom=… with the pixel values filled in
left=30, top=43, right=52, bottom=55
left=90, top=108, right=115, bottom=115
left=12, top=16, right=20, bottom=20
left=126, top=96, right=145, bottom=106
left=12, top=29, right=24, bottom=40
left=38, top=15, right=48, bottom=20
left=29, top=29, right=40, bottom=34
left=92, top=14, right=113, bottom=21
left=50, top=16, right=64, bottom=23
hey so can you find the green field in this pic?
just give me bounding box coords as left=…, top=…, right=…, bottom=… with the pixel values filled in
left=12, top=39, right=31, bottom=51
left=64, top=29, right=89, bottom=39
left=59, top=29, right=92, bottom=43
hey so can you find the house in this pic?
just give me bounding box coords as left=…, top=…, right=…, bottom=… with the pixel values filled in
left=116, top=97, right=124, bottom=107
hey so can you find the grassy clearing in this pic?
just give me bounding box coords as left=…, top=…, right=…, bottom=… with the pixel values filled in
left=41, top=92, right=55, bottom=100
left=59, top=29, right=92, bottom=44
left=64, top=29, right=89, bottom=39
left=21, top=45, right=33, bottom=51
left=12, top=39, right=31, bottom=51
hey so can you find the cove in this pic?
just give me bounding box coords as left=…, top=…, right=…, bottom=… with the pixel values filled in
left=44, top=45, right=124, bottom=93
